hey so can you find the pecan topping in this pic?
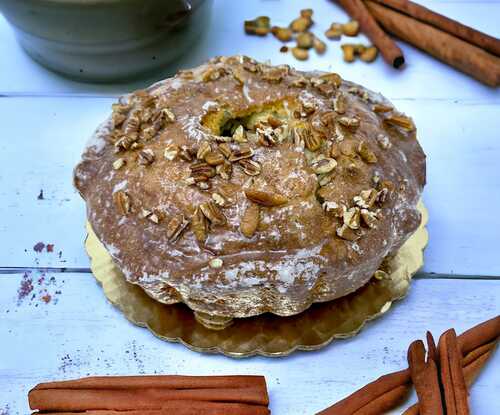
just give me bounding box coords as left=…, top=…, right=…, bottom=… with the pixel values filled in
left=239, top=159, right=262, bottom=176
left=240, top=203, right=260, bottom=238
left=112, top=112, right=127, bottom=128
left=357, top=141, right=378, bottom=163
left=202, top=67, right=227, bottom=82
left=191, top=207, right=208, bottom=243
left=290, top=76, right=309, bottom=87
left=216, top=161, right=233, bottom=180
left=166, top=214, right=190, bottom=242
left=189, top=162, right=216, bottom=182
left=384, top=114, right=415, bottom=131
left=261, top=65, right=289, bottom=83
left=354, top=189, right=378, bottom=209
left=372, top=104, right=393, bottom=113
left=333, top=92, right=347, bottom=114
left=232, top=125, right=247, bottom=143
left=360, top=209, right=378, bottom=229
left=113, top=191, right=130, bottom=215
left=343, top=207, right=361, bottom=230
left=204, top=151, right=225, bottom=166
left=114, top=135, right=137, bottom=152
left=330, top=142, right=341, bottom=158
left=298, top=126, right=321, bottom=151
left=164, top=144, right=179, bottom=161
left=212, top=192, right=228, bottom=207
left=323, top=201, right=346, bottom=217
left=336, top=224, right=359, bottom=241
left=197, top=141, right=212, bottom=160
left=209, top=258, right=224, bottom=268
left=245, top=189, right=288, bottom=207
left=113, top=158, right=126, bottom=170
left=200, top=201, right=227, bottom=225
left=311, top=157, right=337, bottom=174
left=179, top=146, right=194, bottom=162
left=337, top=116, right=360, bottom=130
left=218, top=143, right=233, bottom=158
left=376, top=133, right=392, bottom=149
left=257, top=126, right=279, bottom=146
left=137, top=149, right=155, bottom=166
left=229, top=145, right=254, bottom=161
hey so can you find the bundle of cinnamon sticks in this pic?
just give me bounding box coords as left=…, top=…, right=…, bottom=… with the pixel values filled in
left=29, top=375, right=270, bottom=415
left=316, top=315, right=499, bottom=414
left=336, top=0, right=500, bottom=87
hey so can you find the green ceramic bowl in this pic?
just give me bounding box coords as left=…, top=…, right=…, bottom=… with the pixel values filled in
left=0, top=0, right=213, bottom=82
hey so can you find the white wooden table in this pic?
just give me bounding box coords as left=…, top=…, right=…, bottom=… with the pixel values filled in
left=1, top=1, right=499, bottom=414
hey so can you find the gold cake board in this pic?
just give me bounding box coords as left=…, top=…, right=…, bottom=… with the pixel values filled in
left=85, top=202, right=428, bottom=358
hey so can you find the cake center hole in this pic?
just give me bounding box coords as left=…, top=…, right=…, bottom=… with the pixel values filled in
left=202, top=100, right=296, bottom=138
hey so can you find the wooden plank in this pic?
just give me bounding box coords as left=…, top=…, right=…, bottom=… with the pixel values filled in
left=0, top=0, right=499, bottom=99
left=0, top=274, right=498, bottom=414
left=1, top=96, right=499, bottom=275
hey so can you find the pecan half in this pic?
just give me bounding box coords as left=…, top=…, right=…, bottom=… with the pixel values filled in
left=240, top=203, right=260, bottom=238
left=200, top=201, right=227, bottom=225
left=167, top=214, right=190, bottom=242
left=245, top=189, right=288, bottom=207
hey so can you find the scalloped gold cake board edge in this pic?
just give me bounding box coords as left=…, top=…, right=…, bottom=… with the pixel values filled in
left=84, top=201, right=428, bottom=358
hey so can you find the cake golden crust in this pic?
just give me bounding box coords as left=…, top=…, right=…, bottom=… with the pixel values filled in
left=74, top=56, right=426, bottom=319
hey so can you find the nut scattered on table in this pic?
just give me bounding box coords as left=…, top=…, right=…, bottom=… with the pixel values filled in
left=271, top=26, right=293, bottom=42
left=296, top=32, right=314, bottom=49
left=244, top=16, right=271, bottom=36
left=342, top=44, right=379, bottom=63
left=325, top=22, right=343, bottom=40
left=244, top=9, right=327, bottom=60
left=342, top=20, right=360, bottom=37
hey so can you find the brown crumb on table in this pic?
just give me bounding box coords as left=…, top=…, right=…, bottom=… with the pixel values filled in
left=41, top=293, right=52, bottom=304
left=33, top=242, right=45, bottom=252
left=17, top=272, right=34, bottom=304
left=17, top=272, right=63, bottom=306
left=46, top=243, right=54, bottom=253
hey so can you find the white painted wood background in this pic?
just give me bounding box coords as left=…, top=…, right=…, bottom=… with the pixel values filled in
left=0, top=0, right=499, bottom=414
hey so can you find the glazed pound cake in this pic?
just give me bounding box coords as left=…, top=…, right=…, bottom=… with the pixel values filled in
left=74, top=56, right=426, bottom=322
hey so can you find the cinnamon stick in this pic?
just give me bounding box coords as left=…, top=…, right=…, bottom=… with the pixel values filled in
left=32, top=400, right=270, bottom=415
left=407, top=340, right=444, bottom=414
left=318, top=317, right=498, bottom=415
left=369, top=0, right=500, bottom=57
left=352, top=384, right=411, bottom=415
left=33, top=375, right=267, bottom=391
left=316, top=369, right=411, bottom=414
left=457, top=315, right=500, bottom=355
left=462, top=340, right=497, bottom=367
left=364, top=0, right=500, bottom=87
left=336, top=0, right=405, bottom=67
left=463, top=348, right=495, bottom=387
left=426, top=331, right=438, bottom=363
left=438, top=329, right=470, bottom=415
left=402, top=341, right=497, bottom=415
left=29, top=387, right=268, bottom=412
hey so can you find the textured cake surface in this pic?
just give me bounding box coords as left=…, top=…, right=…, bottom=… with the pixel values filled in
left=74, top=56, right=426, bottom=318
